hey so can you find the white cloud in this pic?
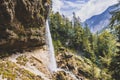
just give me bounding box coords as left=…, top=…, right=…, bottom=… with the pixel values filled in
left=52, top=0, right=63, bottom=13
left=76, top=0, right=118, bottom=22
left=52, top=0, right=119, bottom=22
left=53, top=0, right=86, bottom=20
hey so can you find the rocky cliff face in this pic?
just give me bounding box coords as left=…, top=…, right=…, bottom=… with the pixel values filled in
left=0, top=0, right=50, bottom=52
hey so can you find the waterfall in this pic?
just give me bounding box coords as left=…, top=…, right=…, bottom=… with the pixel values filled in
left=46, top=19, right=57, bottom=72
left=45, top=19, right=79, bottom=79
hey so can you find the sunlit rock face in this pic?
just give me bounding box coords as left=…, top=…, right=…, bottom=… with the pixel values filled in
left=0, top=0, right=50, bottom=52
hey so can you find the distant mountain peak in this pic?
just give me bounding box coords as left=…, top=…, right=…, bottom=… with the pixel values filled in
left=84, top=3, right=120, bottom=33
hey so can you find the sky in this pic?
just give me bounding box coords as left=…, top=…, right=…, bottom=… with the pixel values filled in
left=52, top=0, right=118, bottom=22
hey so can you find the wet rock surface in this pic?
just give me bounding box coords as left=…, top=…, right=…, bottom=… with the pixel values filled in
left=56, top=49, right=85, bottom=80
left=53, top=71, right=75, bottom=80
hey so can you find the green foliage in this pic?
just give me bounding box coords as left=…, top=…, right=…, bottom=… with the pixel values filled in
left=50, top=11, right=118, bottom=80
left=98, top=31, right=116, bottom=56
left=109, top=4, right=120, bottom=79
left=49, top=12, right=92, bottom=54
left=53, top=40, right=63, bottom=53
left=16, top=55, right=28, bottom=66
left=0, top=60, right=42, bottom=80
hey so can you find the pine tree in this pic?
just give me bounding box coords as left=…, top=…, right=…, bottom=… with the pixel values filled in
left=97, top=31, right=116, bottom=67
left=109, top=3, right=120, bottom=79
left=82, top=26, right=93, bottom=58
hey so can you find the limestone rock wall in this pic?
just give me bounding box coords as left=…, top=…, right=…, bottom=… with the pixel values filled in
left=0, top=0, right=51, bottom=52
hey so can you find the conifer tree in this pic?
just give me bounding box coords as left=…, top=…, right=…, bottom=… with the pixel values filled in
left=109, top=3, right=120, bottom=79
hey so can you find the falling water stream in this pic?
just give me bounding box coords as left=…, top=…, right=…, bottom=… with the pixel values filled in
left=46, top=19, right=79, bottom=80
left=46, top=19, right=57, bottom=72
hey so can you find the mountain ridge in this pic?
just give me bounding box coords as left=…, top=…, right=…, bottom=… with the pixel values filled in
left=84, top=3, right=120, bottom=33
